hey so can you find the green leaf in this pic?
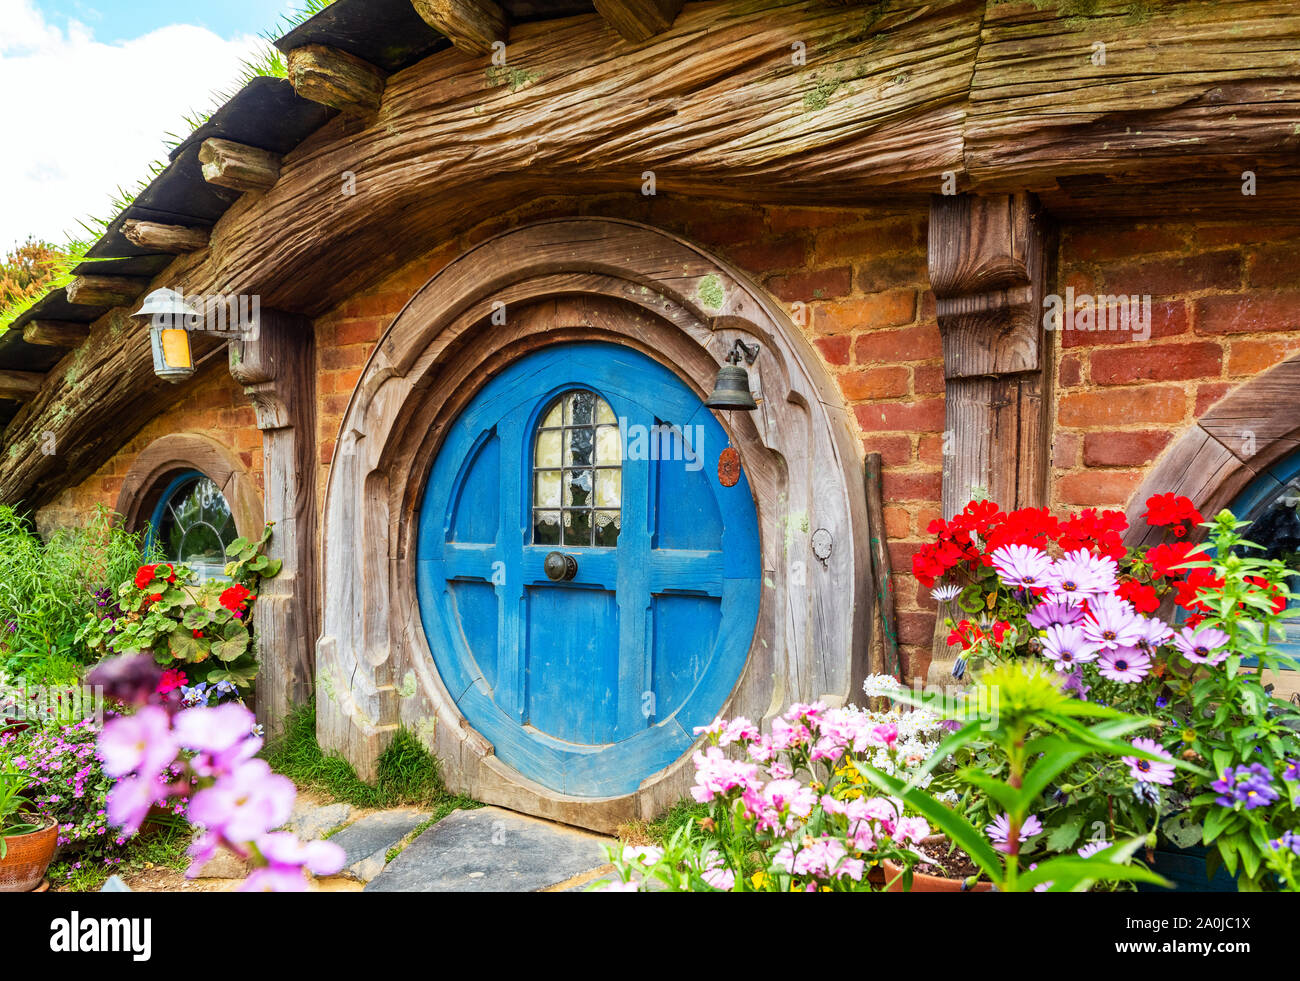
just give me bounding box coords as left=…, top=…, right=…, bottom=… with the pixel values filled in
left=854, top=763, right=1005, bottom=884
left=1020, top=736, right=1091, bottom=803
left=1045, top=815, right=1084, bottom=852
left=206, top=663, right=258, bottom=687
left=182, top=606, right=211, bottom=630
left=1019, top=841, right=1171, bottom=892
left=211, top=627, right=250, bottom=662
left=167, top=629, right=203, bottom=663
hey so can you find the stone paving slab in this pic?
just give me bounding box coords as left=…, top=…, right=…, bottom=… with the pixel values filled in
left=329, top=808, right=431, bottom=883
left=365, top=806, right=614, bottom=892
left=285, top=801, right=355, bottom=840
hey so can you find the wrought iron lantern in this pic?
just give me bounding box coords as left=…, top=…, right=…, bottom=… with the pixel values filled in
left=704, top=339, right=760, bottom=411
left=131, top=288, right=198, bottom=383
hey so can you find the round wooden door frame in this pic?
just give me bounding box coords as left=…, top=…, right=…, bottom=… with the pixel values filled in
left=316, top=218, right=872, bottom=832
left=1124, top=354, right=1300, bottom=550
left=115, top=432, right=263, bottom=543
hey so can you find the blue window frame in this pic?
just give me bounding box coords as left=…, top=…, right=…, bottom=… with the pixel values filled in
left=147, top=470, right=237, bottom=582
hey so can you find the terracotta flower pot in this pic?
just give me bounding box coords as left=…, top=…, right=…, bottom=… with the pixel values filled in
left=882, top=836, right=994, bottom=892
left=0, top=816, right=59, bottom=893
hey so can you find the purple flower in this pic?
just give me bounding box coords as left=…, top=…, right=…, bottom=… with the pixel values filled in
left=1271, top=830, right=1300, bottom=856
left=1082, top=594, right=1144, bottom=652
left=238, top=833, right=346, bottom=892
left=1026, top=600, right=1085, bottom=630
left=1040, top=624, right=1100, bottom=672
left=189, top=759, right=296, bottom=841
left=1046, top=550, right=1118, bottom=604
left=97, top=706, right=177, bottom=780
left=1098, top=647, right=1152, bottom=684
left=1123, top=737, right=1175, bottom=786
left=1062, top=668, right=1091, bottom=700
left=1212, top=764, right=1280, bottom=810
left=1174, top=626, right=1231, bottom=666
left=1131, top=616, right=1173, bottom=655
left=1077, top=839, right=1110, bottom=858
left=991, top=544, right=1054, bottom=591
left=986, top=813, right=1042, bottom=853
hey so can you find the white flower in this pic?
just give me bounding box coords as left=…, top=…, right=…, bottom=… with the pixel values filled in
left=930, top=583, right=962, bottom=602
left=862, top=674, right=903, bottom=698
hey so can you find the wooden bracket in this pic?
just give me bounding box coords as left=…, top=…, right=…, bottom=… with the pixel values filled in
left=22, top=321, right=90, bottom=348
left=122, top=220, right=210, bottom=254
left=410, top=0, right=507, bottom=56
left=287, top=45, right=387, bottom=117
left=0, top=369, right=43, bottom=402
left=593, top=0, right=684, bottom=42
left=65, top=275, right=146, bottom=308
left=925, top=192, right=1055, bottom=685
left=199, top=138, right=282, bottom=193
left=228, top=309, right=318, bottom=738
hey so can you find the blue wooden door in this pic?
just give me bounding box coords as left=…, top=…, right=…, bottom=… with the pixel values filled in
left=416, top=342, right=761, bottom=797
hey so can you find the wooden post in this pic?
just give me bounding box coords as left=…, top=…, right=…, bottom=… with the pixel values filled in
left=228, top=309, right=317, bottom=739
left=287, top=45, right=387, bottom=117
left=122, top=220, right=210, bottom=254
left=22, top=321, right=90, bottom=348
left=863, top=453, right=900, bottom=681
left=65, top=275, right=146, bottom=307
left=409, top=0, right=507, bottom=55
left=0, top=370, right=43, bottom=401
left=924, top=192, right=1055, bottom=686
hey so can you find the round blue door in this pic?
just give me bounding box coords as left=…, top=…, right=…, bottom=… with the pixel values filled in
left=416, top=342, right=761, bottom=797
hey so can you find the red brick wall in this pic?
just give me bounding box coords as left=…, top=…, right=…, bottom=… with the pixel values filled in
left=35, top=362, right=261, bottom=536
left=1051, top=221, right=1300, bottom=511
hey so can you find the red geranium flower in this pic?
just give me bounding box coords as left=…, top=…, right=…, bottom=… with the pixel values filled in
left=134, top=564, right=159, bottom=589
left=1143, top=493, right=1203, bottom=529
left=1117, top=580, right=1160, bottom=614
left=156, top=668, right=188, bottom=694
left=220, top=584, right=253, bottom=612
left=1147, top=541, right=1196, bottom=579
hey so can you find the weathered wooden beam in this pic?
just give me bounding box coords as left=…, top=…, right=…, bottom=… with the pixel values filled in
left=228, top=310, right=317, bottom=740
left=410, top=0, right=507, bottom=56
left=65, top=275, right=146, bottom=307
left=286, top=44, right=387, bottom=117
left=925, top=191, right=1055, bottom=686
left=0, top=370, right=43, bottom=401
left=593, top=0, right=683, bottom=42
left=121, top=220, right=210, bottom=254
left=198, top=138, right=281, bottom=193
left=21, top=320, right=90, bottom=348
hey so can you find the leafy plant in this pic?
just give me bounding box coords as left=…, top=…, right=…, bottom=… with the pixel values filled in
left=0, top=504, right=148, bottom=678
left=858, top=661, right=1187, bottom=892
left=0, top=760, right=41, bottom=859
left=79, top=523, right=281, bottom=691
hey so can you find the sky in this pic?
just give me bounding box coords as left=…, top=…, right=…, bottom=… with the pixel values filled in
left=0, top=0, right=302, bottom=252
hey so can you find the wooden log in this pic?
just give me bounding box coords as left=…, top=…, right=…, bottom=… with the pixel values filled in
left=410, top=0, right=507, bottom=55
left=229, top=309, right=317, bottom=740
left=65, top=275, right=145, bottom=307
left=198, top=138, right=282, bottom=193
left=925, top=191, right=1055, bottom=687
left=21, top=321, right=90, bottom=348
left=121, top=220, right=210, bottom=254
left=863, top=452, right=899, bottom=681
left=286, top=44, right=387, bottom=117
left=0, top=370, right=43, bottom=401
left=593, top=0, right=683, bottom=42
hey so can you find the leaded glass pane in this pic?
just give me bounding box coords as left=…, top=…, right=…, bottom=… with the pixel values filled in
left=154, top=475, right=237, bottom=582
left=532, top=390, right=621, bottom=548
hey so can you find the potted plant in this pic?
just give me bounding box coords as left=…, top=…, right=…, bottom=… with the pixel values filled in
left=0, top=759, right=58, bottom=892
left=881, top=834, right=993, bottom=892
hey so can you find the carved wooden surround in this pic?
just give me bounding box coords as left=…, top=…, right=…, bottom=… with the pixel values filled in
left=314, top=218, right=872, bottom=831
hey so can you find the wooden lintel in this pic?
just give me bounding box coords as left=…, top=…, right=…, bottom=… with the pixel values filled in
left=287, top=45, right=387, bottom=117
left=22, top=320, right=91, bottom=348
left=121, top=220, right=210, bottom=254
left=65, top=275, right=146, bottom=308
left=0, top=369, right=44, bottom=401
left=593, top=0, right=683, bottom=42
left=410, top=0, right=507, bottom=56
left=198, top=138, right=282, bottom=193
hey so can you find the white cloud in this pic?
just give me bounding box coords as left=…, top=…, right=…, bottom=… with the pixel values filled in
left=0, top=0, right=267, bottom=251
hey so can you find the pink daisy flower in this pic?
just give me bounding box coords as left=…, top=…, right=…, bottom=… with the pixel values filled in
left=1046, top=550, right=1117, bottom=603
left=1123, top=737, right=1175, bottom=786
left=1173, top=626, right=1231, bottom=666
left=986, top=813, right=1042, bottom=853
left=1082, top=594, right=1143, bottom=651
left=1040, top=623, right=1100, bottom=672
left=991, top=544, right=1054, bottom=591
left=1097, top=647, right=1151, bottom=683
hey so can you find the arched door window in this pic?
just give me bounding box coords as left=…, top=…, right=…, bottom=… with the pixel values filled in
left=148, top=470, right=238, bottom=581
left=1227, top=453, right=1300, bottom=661
left=531, top=389, right=622, bottom=547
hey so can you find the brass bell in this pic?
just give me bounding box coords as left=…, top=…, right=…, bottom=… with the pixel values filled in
left=704, top=339, right=759, bottom=411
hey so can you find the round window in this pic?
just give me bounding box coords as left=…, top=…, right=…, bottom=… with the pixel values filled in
left=149, top=471, right=238, bottom=581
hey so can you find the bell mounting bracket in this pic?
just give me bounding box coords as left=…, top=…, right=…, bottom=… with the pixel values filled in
left=725, top=339, right=760, bottom=366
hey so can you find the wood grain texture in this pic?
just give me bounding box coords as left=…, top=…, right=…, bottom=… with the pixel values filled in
left=21, top=321, right=90, bottom=348
left=287, top=44, right=387, bottom=117
left=121, top=220, right=210, bottom=254
left=593, top=0, right=683, bottom=41
left=199, top=138, right=282, bottom=193
left=315, top=218, right=871, bottom=827
left=228, top=309, right=318, bottom=740
left=863, top=452, right=899, bottom=679
left=65, top=275, right=146, bottom=308
left=410, top=0, right=507, bottom=55
left=0, top=370, right=43, bottom=401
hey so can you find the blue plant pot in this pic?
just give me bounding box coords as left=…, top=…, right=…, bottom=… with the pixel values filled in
left=1137, top=844, right=1239, bottom=892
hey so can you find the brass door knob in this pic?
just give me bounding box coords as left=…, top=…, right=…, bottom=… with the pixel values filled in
left=544, top=551, right=578, bottom=582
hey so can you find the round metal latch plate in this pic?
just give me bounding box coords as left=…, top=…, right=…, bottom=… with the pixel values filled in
left=544, top=551, right=578, bottom=582
left=811, top=528, right=833, bottom=563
